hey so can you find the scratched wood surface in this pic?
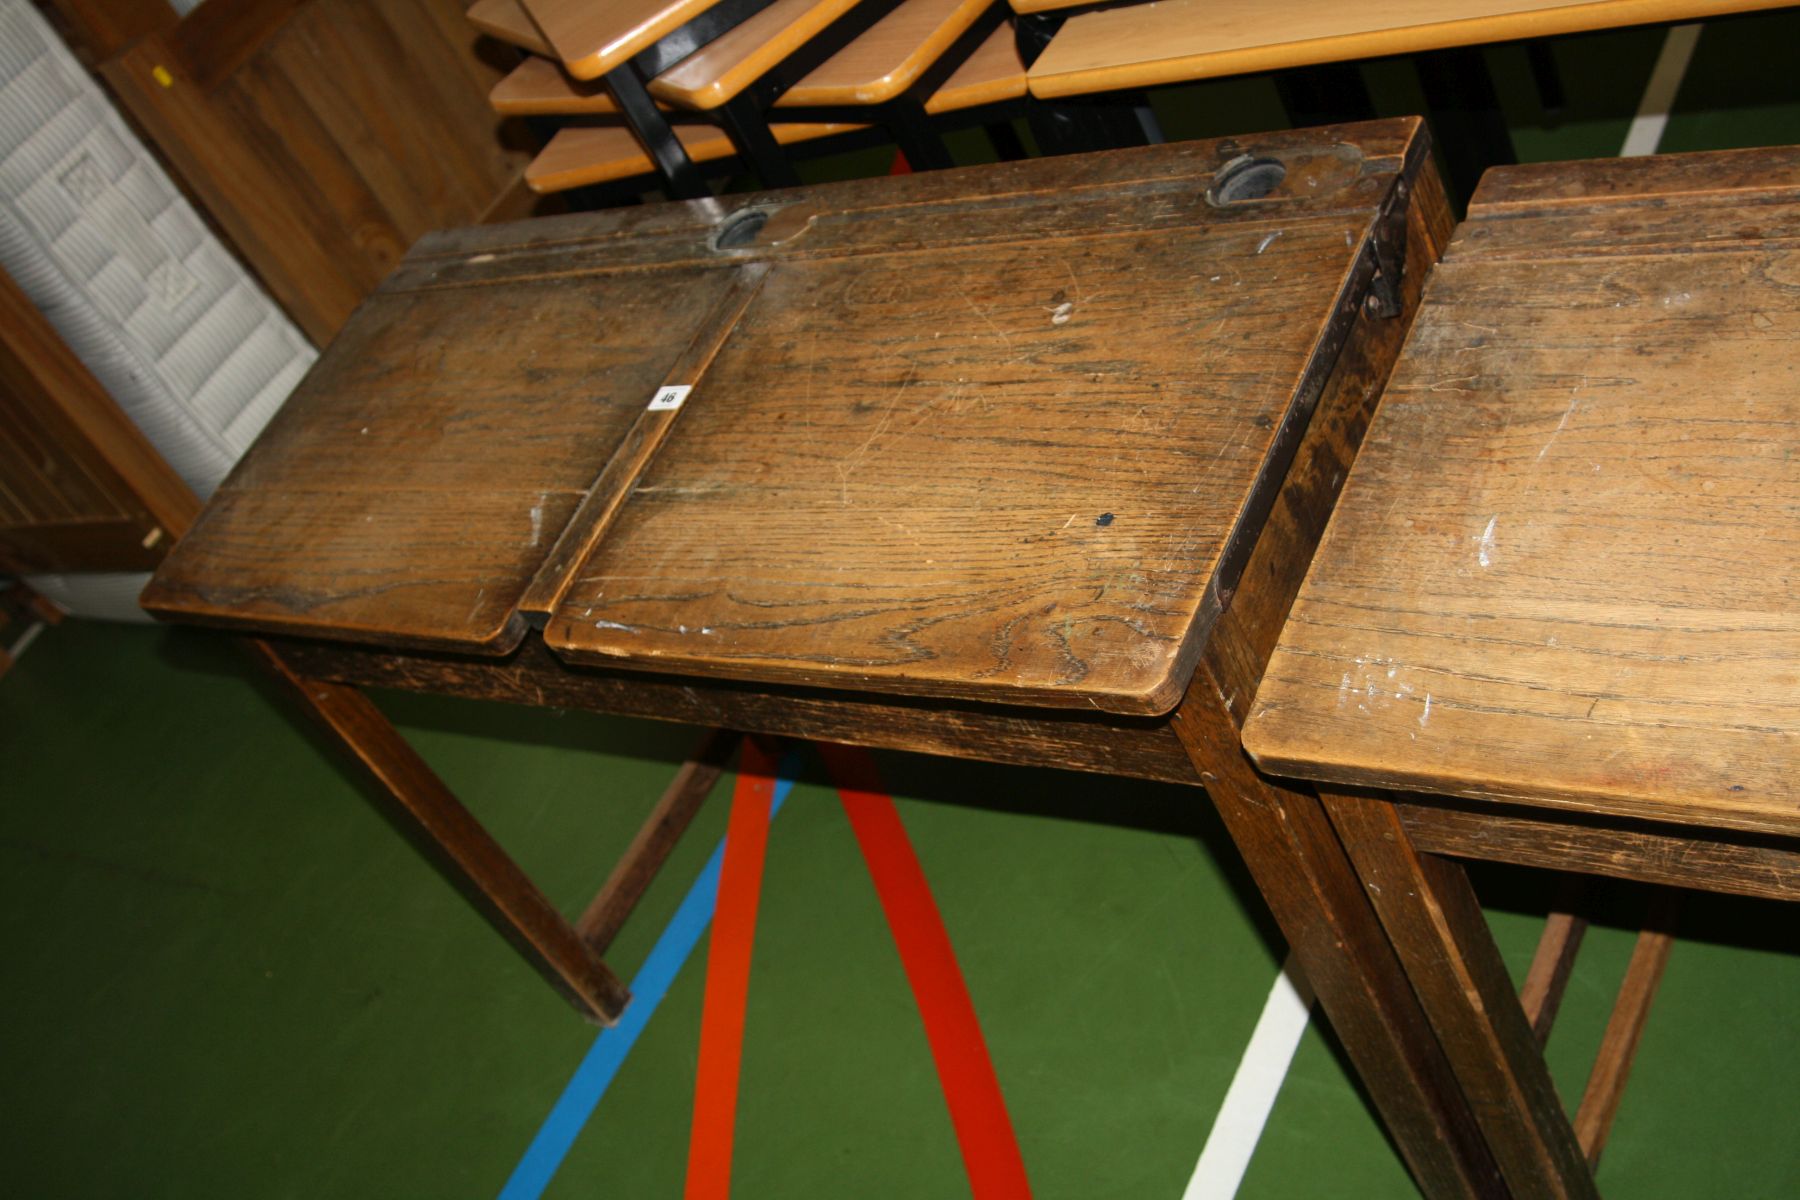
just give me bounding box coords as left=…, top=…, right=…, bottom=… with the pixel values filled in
left=145, top=120, right=1428, bottom=709
left=1243, top=147, right=1800, bottom=837
left=542, top=126, right=1424, bottom=714
left=141, top=265, right=742, bottom=652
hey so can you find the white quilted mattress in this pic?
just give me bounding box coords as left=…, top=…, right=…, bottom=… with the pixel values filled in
left=0, top=0, right=316, bottom=618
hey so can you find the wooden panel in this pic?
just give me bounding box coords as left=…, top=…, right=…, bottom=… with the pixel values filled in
left=141, top=265, right=744, bottom=651
left=0, top=268, right=199, bottom=574
left=1026, top=0, right=1789, bottom=96
left=523, top=0, right=730, bottom=79
left=91, top=0, right=532, bottom=345
left=776, top=0, right=994, bottom=106
left=545, top=147, right=1389, bottom=713
left=1244, top=147, right=1800, bottom=838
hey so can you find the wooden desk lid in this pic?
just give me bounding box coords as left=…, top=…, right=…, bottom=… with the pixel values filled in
left=541, top=120, right=1430, bottom=714
left=1243, top=146, right=1800, bottom=836
left=140, top=242, right=750, bottom=654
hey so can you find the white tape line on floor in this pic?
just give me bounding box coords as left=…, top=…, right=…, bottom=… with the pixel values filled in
left=1182, top=955, right=1316, bottom=1199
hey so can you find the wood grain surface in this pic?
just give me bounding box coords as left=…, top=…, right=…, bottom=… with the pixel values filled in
left=1025, top=0, right=1789, bottom=96
left=97, top=0, right=533, bottom=345
left=1244, top=147, right=1800, bottom=836
left=142, top=263, right=744, bottom=651
left=775, top=0, right=996, bottom=106
left=542, top=133, right=1417, bottom=713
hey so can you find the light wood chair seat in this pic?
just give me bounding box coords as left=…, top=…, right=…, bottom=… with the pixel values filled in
left=518, top=20, right=1020, bottom=193
left=524, top=118, right=865, bottom=192
left=776, top=0, right=995, bottom=107
left=522, top=0, right=735, bottom=80
left=495, top=13, right=1021, bottom=116
left=468, top=0, right=553, bottom=56
left=1026, top=0, right=1786, bottom=98
left=491, top=54, right=687, bottom=116
left=923, top=22, right=1025, bottom=114
left=650, top=0, right=868, bottom=109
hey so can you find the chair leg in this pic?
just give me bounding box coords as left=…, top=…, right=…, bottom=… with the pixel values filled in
left=886, top=100, right=955, bottom=172
left=250, top=639, right=631, bottom=1024
left=1275, top=63, right=1377, bottom=129
left=1414, top=46, right=1517, bottom=211
left=606, top=64, right=712, bottom=200
left=718, top=95, right=803, bottom=189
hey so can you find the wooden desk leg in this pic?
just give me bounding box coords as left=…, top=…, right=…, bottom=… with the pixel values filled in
left=250, top=639, right=632, bottom=1025
left=1172, top=671, right=1505, bottom=1199
left=1322, top=789, right=1598, bottom=1199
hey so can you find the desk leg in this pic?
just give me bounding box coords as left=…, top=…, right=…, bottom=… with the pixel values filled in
left=250, top=640, right=632, bottom=1025
left=1171, top=671, right=1505, bottom=1199
left=1322, top=789, right=1598, bottom=1199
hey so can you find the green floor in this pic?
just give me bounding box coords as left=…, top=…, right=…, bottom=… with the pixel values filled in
left=6, top=13, right=1800, bottom=1197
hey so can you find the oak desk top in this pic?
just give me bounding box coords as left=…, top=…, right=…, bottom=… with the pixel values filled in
left=143, top=120, right=1433, bottom=721
left=1243, top=146, right=1800, bottom=838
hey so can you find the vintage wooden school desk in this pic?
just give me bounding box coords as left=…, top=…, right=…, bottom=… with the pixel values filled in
left=141, top=118, right=1514, bottom=1195
left=1243, top=146, right=1800, bottom=1197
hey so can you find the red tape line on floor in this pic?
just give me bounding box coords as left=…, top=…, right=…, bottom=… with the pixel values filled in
left=820, top=743, right=1034, bottom=1200
left=683, top=740, right=779, bottom=1200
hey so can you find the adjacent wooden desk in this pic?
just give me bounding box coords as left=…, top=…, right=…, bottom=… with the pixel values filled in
left=1244, top=147, right=1800, bottom=1196
left=142, top=120, right=1514, bottom=1195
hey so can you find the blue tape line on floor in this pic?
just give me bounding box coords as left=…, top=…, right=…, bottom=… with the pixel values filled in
left=498, top=767, right=797, bottom=1200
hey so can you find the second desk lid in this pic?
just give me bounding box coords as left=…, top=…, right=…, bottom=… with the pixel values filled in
left=543, top=121, right=1427, bottom=714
